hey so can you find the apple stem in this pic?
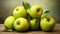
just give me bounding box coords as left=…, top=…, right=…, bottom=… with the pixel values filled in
left=17, top=21, right=20, bottom=25
left=37, top=8, right=40, bottom=12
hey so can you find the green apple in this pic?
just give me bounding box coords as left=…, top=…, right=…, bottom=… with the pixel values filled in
left=14, top=18, right=29, bottom=31
left=4, top=16, right=15, bottom=29
left=28, top=5, right=43, bottom=18
left=29, top=19, right=39, bottom=30
left=40, top=16, right=56, bottom=31
left=13, top=6, right=27, bottom=19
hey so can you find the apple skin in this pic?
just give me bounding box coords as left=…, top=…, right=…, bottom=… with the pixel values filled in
left=4, top=16, right=15, bottom=29
left=29, top=19, right=39, bottom=30
left=40, top=16, right=56, bottom=31
left=14, top=18, right=29, bottom=31
left=28, top=5, right=43, bottom=18
left=13, top=6, right=27, bottom=19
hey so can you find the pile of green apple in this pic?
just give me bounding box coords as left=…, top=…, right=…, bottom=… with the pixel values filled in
left=3, top=2, right=56, bottom=32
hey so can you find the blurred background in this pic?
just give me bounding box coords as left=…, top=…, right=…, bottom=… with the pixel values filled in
left=0, top=0, right=60, bottom=24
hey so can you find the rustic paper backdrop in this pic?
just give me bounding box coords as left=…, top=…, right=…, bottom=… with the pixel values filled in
left=0, top=0, right=60, bottom=23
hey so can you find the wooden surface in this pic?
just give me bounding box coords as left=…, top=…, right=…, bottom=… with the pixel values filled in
left=0, top=24, right=60, bottom=34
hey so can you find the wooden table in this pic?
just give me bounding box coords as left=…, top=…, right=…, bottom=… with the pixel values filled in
left=0, top=24, right=60, bottom=34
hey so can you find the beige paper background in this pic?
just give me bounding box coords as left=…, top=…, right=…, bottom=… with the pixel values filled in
left=0, top=0, right=60, bottom=23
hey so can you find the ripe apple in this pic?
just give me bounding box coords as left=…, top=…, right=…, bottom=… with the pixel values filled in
left=14, top=18, right=29, bottom=31
left=13, top=6, right=27, bottom=19
left=4, top=16, right=15, bottom=29
left=29, top=19, right=39, bottom=30
left=40, top=16, right=56, bottom=31
left=28, top=5, right=43, bottom=18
